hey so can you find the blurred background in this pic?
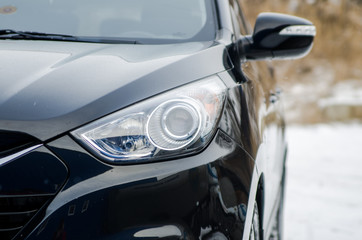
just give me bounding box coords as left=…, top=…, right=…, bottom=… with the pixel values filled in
left=241, top=0, right=362, bottom=124
left=240, top=0, right=362, bottom=239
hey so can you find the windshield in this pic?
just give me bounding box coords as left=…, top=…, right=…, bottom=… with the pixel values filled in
left=0, top=0, right=216, bottom=43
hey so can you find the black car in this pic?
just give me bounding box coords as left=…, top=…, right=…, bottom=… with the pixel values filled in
left=0, top=0, right=315, bottom=239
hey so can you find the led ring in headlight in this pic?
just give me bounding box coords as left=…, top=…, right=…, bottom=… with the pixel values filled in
left=71, top=76, right=226, bottom=163
left=162, top=103, right=199, bottom=140
left=147, top=99, right=202, bottom=150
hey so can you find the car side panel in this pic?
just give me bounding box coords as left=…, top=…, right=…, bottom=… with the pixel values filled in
left=217, top=0, right=287, bottom=237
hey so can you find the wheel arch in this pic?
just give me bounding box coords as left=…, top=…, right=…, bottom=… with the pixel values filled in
left=242, top=166, right=266, bottom=240
left=256, top=173, right=265, bottom=240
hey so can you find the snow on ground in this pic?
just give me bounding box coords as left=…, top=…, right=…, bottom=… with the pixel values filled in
left=284, top=123, right=362, bottom=240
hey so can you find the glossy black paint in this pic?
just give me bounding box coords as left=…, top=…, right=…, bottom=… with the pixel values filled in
left=0, top=41, right=231, bottom=141
left=0, top=131, right=40, bottom=158
left=0, top=0, right=315, bottom=239
left=17, top=130, right=253, bottom=240
left=241, top=12, right=315, bottom=60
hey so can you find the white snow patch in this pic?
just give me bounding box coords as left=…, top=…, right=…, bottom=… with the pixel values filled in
left=284, top=123, right=362, bottom=240
left=319, top=80, right=362, bottom=107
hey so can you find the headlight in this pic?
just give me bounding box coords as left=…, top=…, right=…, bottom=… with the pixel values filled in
left=71, top=76, right=226, bottom=164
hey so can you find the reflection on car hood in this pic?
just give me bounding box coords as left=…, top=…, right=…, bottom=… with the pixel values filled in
left=0, top=41, right=230, bottom=140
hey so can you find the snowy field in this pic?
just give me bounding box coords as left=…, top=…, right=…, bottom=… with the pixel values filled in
left=284, top=123, right=362, bottom=240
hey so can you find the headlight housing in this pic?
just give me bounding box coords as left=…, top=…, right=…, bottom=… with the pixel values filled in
left=71, top=76, right=227, bottom=164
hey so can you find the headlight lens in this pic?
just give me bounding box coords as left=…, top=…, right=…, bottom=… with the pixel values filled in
left=147, top=99, right=202, bottom=150
left=71, top=76, right=226, bottom=164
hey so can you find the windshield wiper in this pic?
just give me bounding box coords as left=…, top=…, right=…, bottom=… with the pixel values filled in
left=0, top=29, right=138, bottom=44
left=0, top=29, right=79, bottom=40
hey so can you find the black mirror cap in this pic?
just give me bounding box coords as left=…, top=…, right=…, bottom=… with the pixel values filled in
left=241, top=12, right=316, bottom=61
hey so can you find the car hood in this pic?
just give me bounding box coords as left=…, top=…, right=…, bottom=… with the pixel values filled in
left=0, top=40, right=231, bottom=140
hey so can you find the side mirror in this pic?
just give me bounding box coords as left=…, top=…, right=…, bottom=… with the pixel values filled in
left=240, top=12, right=316, bottom=60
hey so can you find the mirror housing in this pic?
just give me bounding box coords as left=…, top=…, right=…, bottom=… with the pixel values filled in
left=240, top=12, right=316, bottom=61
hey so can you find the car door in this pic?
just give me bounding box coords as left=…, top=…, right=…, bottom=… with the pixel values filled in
left=229, top=0, right=286, bottom=229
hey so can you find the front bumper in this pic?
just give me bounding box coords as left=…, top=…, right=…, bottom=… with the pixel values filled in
left=1, top=130, right=254, bottom=240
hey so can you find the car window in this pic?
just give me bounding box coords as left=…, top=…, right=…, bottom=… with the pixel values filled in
left=0, top=0, right=216, bottom=43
